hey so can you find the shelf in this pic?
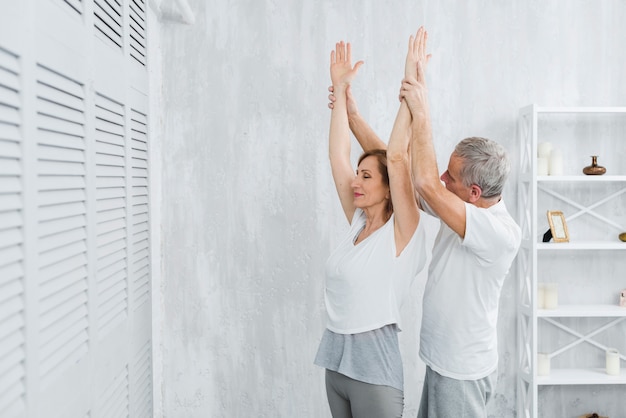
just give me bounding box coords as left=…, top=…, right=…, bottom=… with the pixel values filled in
left=521, top=105, right=626, bottom=114
left=537, top=242, right=626, bottom=250
left=538, top=305, right=626, bottom=317
left=537, top=368, right=626, bottom=385
left=537, top=175, right=626, bottom=182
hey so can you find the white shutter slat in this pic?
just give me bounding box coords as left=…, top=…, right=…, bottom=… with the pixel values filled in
left=0, top=105, right=19, bottom=126
left=132, top=177, right=147, bottom=187
left=95, top=176, right=125, bottom=189
left=96, top=239, right=125, bottom=261
left=38, top=214, right=85, bottom=237
left=131, top=156, right=147, bottom=169
left=131, top=212, right=148, bottom=225
left=36, top=113, right=85, bottom=138
left=96, top=217, right=125, bottom=235
left=96, top=153, right=124, bottom=167
left=38, top=160, right=85, bottom=176
left=0, top=227, right=23, bottom=249
left=62, top=0, right=83, bottom=15
left=98, top=297, right=126, bottom=334
left=37, top=96, right=84, bottom=124
left=0, top=122, right=20, bottom=142
left=39, top=175, right=85, bottom=191
left=96, top=228, right=125, bottom=248
left=39, top=277, right=87, bottom=316
left=39, top=227, right=86, bottom=253
left=94, top=164, right=124, bottom=177
left=38, top=144, right=85, bottom=162
left=0, top=339, right=24, bottom=374
left=130, top=138, right=147, bottom=151
left=36, top=64, right=84, bottom=99
left=38, top=128, right=85, bottom=150
left=95, top=140, right=124, bottom=155
left=96, top=196, right=124, bottom=212
left=95, top=118, right=125, bottom=137
left=0, top=299, right=23, bottom=338
left=96, top=187, right=125, bottom=200
left=97, top=249, right=125, bottom=272
left=132, top=203, right=148, bottom=216
left=0, top=176, right=20, bottom=195
left=0, top=263, right=23, bottom=286
left=96, top=208, right=125, bottom=225
left=96, top=258, right=126, bottom=286
left=38, top=189, right=85, bottom=207
left=38, top=241, right=87, bottom=270
left=39, top=302, right=86, bottom=344
left=0, top=242, right=21, bottom=268
left=131, top=167, right=147, bottom=178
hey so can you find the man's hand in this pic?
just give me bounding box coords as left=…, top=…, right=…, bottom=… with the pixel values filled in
left=401, top=26, right=431, bottom=118
left=330, top=41, right=364, bottom=89
left=328, top=85, right=360, bottom=119
left=404, top=26, right=431, bottom=83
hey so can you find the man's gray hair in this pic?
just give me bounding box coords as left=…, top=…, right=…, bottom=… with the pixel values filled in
left=454, top=137, right=510, bottom=199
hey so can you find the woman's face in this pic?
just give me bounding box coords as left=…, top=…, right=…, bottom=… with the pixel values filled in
left=351, top=155, right=390, bottom=210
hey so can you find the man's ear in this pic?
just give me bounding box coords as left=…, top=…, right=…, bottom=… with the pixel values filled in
left=469, top=184, right=482, bottom=203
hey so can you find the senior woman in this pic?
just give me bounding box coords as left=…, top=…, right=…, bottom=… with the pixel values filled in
left=314, top=40, right=427, bottom=418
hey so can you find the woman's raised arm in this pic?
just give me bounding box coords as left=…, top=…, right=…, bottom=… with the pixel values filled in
left=328, top=41, right=363, bottom=223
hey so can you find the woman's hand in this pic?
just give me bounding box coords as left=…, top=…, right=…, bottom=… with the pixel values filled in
left=330, top=41, right=364, bottom=90
left=404, top=26, right=431, bottom=83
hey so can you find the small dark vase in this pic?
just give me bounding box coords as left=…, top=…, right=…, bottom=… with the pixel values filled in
left=582, top=155, right=606, bottom=175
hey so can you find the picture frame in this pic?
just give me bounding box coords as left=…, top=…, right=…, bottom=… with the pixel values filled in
left=547, top=210, right=569, bottom=242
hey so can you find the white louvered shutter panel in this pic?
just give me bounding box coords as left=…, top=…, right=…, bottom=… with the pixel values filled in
left=95, top=93, right=127, bottom=338
left=0, top=1, right=153, bottom=417
left=36, top=63, right=90, bottom=388
left=129, top=0, right=147, bottom=66
left=0, top=46, right=26, bottom=418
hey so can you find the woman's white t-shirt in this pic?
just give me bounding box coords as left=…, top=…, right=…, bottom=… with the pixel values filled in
left=324, top=208, right=427, bottom=334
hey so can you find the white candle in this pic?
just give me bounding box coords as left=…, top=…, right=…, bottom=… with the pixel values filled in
left=537, top=284, right=545, bottom=309
left=543, top=283, right=558, bottom=309
left=549, top=149, right=563, bottom=176
left=537, top=142, right=553, bottom=158
left=537, top=353, right=550, bottom=376
left=620, top=289, right=626, bottom=307
left=537, top=157, right=549, bottom=176
left=606, top=348, right=620, bottom=375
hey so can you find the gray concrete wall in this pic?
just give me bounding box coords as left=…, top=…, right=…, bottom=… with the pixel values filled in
left=157, top=1, right=626, bottom=416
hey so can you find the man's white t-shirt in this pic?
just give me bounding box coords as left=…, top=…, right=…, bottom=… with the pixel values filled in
left=419, top=198, right=521, bottom=380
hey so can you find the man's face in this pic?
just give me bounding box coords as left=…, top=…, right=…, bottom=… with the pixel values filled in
left=440, top=152, right=472, bottom=202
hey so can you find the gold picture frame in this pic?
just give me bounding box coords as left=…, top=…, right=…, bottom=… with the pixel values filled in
left=547, top=210, right=569, bottom=242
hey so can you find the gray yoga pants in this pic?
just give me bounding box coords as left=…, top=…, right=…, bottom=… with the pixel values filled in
left=417, top=366, right=496, bottom=418
left=325, top=369, right=404, bottom=418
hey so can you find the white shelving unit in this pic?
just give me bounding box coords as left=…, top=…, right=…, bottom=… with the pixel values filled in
left=516, top=105, right=626, bottom=418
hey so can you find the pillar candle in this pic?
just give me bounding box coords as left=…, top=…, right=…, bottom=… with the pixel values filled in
left=549, top=148, right=563, bottom=176
left=537, top=353, right=550, bottom=376
left=620, top=289, right=626, bottom=307
left=537, top=157, right=549, bottom=176
left=537, top=142, right=553, bottom=158
left=537, top=283, right=545, bottom=309
left=606, top=348, right=620, bottom=375
left=543, top=283, right=558, bottom=309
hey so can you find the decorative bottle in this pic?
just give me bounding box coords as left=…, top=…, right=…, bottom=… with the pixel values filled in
left=582, top=155, right=606, bottom=175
